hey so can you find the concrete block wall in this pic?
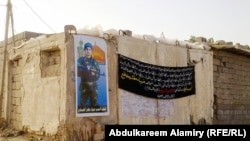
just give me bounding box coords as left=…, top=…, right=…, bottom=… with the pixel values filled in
left=213, top=49, right=250, bottom=124
left=10, top=59, right=22, bottom=129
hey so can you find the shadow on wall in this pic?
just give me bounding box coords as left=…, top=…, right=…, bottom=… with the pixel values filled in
left=190, top=115, right=206, bottom=125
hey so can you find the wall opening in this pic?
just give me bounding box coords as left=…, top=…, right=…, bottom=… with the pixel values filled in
left=41, top=47, right=61, bottom=77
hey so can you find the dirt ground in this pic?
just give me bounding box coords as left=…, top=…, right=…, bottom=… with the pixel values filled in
left=0, top=118, right=47, bottom=141
left=0, top=127, right=45, bottom=141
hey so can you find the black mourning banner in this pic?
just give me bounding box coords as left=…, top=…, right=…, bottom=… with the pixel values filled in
left=118, top=54, right=196, bottom=99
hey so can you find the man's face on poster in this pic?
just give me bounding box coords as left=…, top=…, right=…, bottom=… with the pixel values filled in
left=84, top=47, right=92, bottom=58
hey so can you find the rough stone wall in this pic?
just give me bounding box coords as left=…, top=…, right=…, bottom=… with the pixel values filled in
left=213, top=49, right=250, bottom=124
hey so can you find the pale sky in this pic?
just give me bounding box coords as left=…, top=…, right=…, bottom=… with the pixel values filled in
left=0, top=0, right=250, bottom=45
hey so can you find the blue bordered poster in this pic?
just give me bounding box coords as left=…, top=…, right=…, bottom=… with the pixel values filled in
left=74, top=35, right=109, bottom=117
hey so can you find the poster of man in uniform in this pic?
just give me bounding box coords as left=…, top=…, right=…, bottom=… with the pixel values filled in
left=74, top=34, right=109, bottom=117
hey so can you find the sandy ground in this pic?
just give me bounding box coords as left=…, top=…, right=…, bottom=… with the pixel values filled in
left=0, top=127, right=46, bottom=141
left=0, top=128, right=42, bottom=141
left=0, top=136, right=31, bottom=141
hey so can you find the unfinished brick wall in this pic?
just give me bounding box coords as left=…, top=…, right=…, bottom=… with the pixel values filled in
left=10, top=58, right=22, bottom=129
left=213, top=49, right=250, bottom=124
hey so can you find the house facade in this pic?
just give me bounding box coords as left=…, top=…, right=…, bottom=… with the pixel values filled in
left=0, top=25, right=249, bottom=140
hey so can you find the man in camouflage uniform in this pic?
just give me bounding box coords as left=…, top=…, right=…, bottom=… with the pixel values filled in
left=77, top=42, right=100, bottom=108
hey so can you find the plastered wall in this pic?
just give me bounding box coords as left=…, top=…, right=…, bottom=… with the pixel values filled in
left=1, top=33, right=67, bottom=135
left=116, top=36, right=213, bottom=124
